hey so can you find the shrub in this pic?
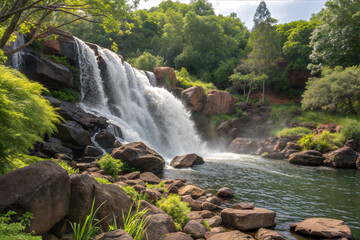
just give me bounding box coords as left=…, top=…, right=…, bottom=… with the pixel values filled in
left=0, top=210, right=41, bottom=240
left=95, top=177, right=111, bottom=184
left=270, top=102, right=301, bottom=123
left=0, top=66, right=60, bottom=174
left=128, top=52, right=165, bottom=71
left=50, top=88, right=81, bottom=103
left=120, top=186, right=147, bottom=202
left=156, top=194, right=191, bottom=230
left=97, top=154, right=123, bottom=178
left=176, top=67, right=216, bottom=92
left=0, top=154, right=46, bottom=175
left=340, top=119, right=360, bottom=143
left=145, top=181, right=168, bottom=193
left=298, top=130, right=344, bottom=152
left=58, top=161, right=78, bottom=175
left=273, top=127, right=311, bottom=137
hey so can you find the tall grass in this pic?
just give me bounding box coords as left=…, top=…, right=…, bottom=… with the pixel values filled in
left=58, top=161, right=78, bottom=175
left=121, top=202, right=149, bottom=240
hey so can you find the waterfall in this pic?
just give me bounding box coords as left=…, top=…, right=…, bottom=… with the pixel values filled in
left=10, top=33, right=25, bottom=71
left=75, top=39, right=203, bottom=158
left=146, top=71, right=157, bottom=87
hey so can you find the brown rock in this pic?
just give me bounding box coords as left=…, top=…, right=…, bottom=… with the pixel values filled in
left=234, top=202, right=254, bottom=210
left=216, top=187, right=234, bottom=198
left=202, top=201, right=217, bottom=211
left=188, top=210, right=212, bottom=220
left=290, top=218, right=354, bottom=239
left=184, top=220, right=210, bottom=238
left=182, top=86, right=205, bottom=111
left=83, top=145, right=103, bottom=157
left=93, top=229, right=133, bottom=240
left=221, top=208, right=276, bottom=231
left=206, top=197, right=221, bottom=206
left=170, top=153, right=205, bottom=168
left=124, top=171, right=140, bottom=179
left=288, top=150, right=324, bottom=166
left=139, top=200, right=166, bottom=215
left=144, top=213, right=176, bottom=240
left=356, top=157, right=360, bottom=169
left=160, top=232, right=193, bottom=240
left=140, top=172, right=161, bottom=184
left=205, top=216, right=222, bottom=228
left=324, top=147, right=358, bottom=168
left=207, top=230, right=255, bottom=240
left=153, top=67, right=178, bottom=89
left=143, top=188, right=162, bottom=202
left=182, top=195, right=202, bottom=211
left=255, top=228, right=285, bottom=240
left=203, top=90, right=237, bottom=116
left=179, top=185, right=206, bottom=198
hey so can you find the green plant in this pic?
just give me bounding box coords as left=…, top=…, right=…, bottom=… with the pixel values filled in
left=120, top=186, right=148, bottom=202
left=122, top=162, right=138, bottom=172
left=270, top=102, right=301, bottom=123
left=95, top=177, right=111, bottom=184
left=176, top=67, right=217, bottom=92
left=121, top=201, right=149, bottom=240
left=50, top=88, right=81, bottom=103
left=203, top=220, right=212, bottom=230
left=145, top=182, right=168, bottom=193
left=58, top=161, right=78, bottom=175
left=0, top=211, right=41, bottom=240
left=156, top=194, right=191, bottom=230
left=272, top=127, right=311, bottom=137
left=341, top=119, right=360, bottom=143
left=46, top=55, right=80, bottom=83
left=97, top=154, right=123, bottom=178
left=298, top=130, right=344, bottom=152
left=0, top=154, right=46, bottom=175
left=69, top=199, right=105, bottom=240
left=127, top=52, right=165, bottom=71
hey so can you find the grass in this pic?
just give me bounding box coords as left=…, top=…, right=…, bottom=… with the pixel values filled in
left=271, top=127, right=311, bottom=138
left=298, top=130, right=345, bottom=152
left=145, top=181, right=168, bottom=193
left=120, top=185, right=148, bottom=202
left=58, top=161, right=78, bottom=175
left=176, top=67, right=216, bottom=92
left=95, top=177, right=111, bottom=184
left=121, top=201, right=149, bottom=240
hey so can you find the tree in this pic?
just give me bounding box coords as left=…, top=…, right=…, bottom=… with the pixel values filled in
left=253, top=1, right=271, bottom=26
left=230, top=71, right=268, bottom=102
left=128, top=52, right=165, bottom=71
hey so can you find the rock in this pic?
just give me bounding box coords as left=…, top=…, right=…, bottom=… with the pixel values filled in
left=202, top=201, right=216, bottom=211
left=170, top=153, right=205, bottom=168
left=169, top=87, right=184, bottom=99
left=234, top=202, right=254, bottom=210
left=205, top=216, right=222, bottom=228
left=125, top=179, right=145, bottom=187
left=125, top=171, right=140, bottom=179
left=216, top=187, right=234, bottom=198
left=0, top=161, right=70, bottom=235
left=182, top=195, right=202, bottom=211
left=83, top=145, right=103, bottom=157
left=153, top=67, right=178, bottom=89
left=178, top=185, right=206, bottom=198
left=282, top=142, right=302, bottom=151
left=221, top=208, right=276, bottom=231
left=324, top=147, right=358, bottom=168
left=95, top=130, right=116, bottom=149
left=356, top=157, right=360, bottom=170
left=111, top=142, right=165, bottom=173
left=55, top=120, right=92, bottom=150
left=207, top=230, right=255, bottom=240
left=216, top=121, right=231, bottom=137
left=144, top=213, right=176, bottom=240
left=187, top=210, right=212, bottom=220
left=42, top=137, right=74, bottom=157
left=181, top=86, right=205, bottom=111
left=255, top=228, right=285, bottom=240
left=160, top=232, right=193, bottom=240
left=68, top=174, right=132, bottom=231
left=273, top=140, right=288, bottom=152
left=133, top=184, right=145, bottom=192
left=203, top=90, right=237, bottom=116
left=204, top=227, right=226, bottom=239
left=93, top=229, right=133, bottom=240
left=344, top=139, right=359, bottom=150
left=206, top=197, right=221, bottom=206
left=290, top=218, right=354, bottom=239
left=139, top=200, right=166, bottom=215
left=262, top=152, right=285, bottom=159
left=229, top=138, right=260, bottom=155
left=143, top=188, right=162, bottom=202
left=140, top=172, right=161, bottom=184
left=288, top=150, right=324, bottom=166
left=284, top=149, right=299, bottom=158
left=184, top=220, right=210, bottom=239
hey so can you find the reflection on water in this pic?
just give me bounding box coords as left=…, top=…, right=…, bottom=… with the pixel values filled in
left=162, top=153, right=360, bottom=239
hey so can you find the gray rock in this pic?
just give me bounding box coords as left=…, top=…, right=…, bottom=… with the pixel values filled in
left=171, top=153, right=205, bottom=169
left=144, top=214, right=176, bottom=240
left=42, top=137, right=73, bottom=157
left=55, top=120, right=92, bottom=150
left=288, top=150, right=324, bottom=166
left=140, top=172, right=161, bottom=185
left=95, top=129, right=116, bottom=149
left=184, top=220, right=210, bottom=239
left=324, top=147, right=358, bottom=168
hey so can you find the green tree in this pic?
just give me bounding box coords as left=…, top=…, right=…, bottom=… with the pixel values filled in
left=253, top=1, right=271, bottom=26
left=230, top=71, right=268, bottom=102
left=128, top=52, right=165, bottom=71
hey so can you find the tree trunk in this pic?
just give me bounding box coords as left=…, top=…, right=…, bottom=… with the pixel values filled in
left=262, top=80, right=265, bottom=103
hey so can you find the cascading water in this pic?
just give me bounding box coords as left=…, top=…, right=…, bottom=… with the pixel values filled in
left=10, top=33, right=25, bottom=71
left=75, top=38, right=203, bottom=158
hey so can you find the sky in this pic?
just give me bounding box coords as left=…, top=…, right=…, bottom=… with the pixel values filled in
left=138, top=0, right=327, bottom=28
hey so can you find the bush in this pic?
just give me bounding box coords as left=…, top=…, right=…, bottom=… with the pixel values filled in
left=270, top=102, right=301, bottom=123
left=58, top=161, right=78, bottom=175
left=176, top=67, right=216, bottom=92
left=145, top=182, right=168, bottom=193
left=50, top=88, right=81, bottom=103
left=97, top=154, right=123, bottom=178
left=298, top=130, right=344, bottom=152
left=0, top=66, right=60, bottom=174
left=340, top=119, right=360, bottom=143
left=273, top=127, right=311, bottom=137
left=0, top=154, right=46, bottom=175
left=128, top=52, right=165, bottom=71
left=95, top=177, right=111, bottom=184
left=120, top=186, right=147, bottom=202
left=156, top=194, right=191, bottom=230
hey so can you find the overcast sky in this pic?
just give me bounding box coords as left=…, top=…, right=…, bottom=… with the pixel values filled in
left=138, top=0, right=327, bottom=28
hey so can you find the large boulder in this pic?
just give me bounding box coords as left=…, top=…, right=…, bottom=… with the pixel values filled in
left=170, top=153, right=204, bottom=168
left=42, top=137, right=74, bottom=157
left=207, top=230, right=255, bottom=240
left=181, top=86, right=205, bottom=111
left=140, top=172, right=161, bottom=185
left=95, top=129, right=116, bottom=149
left=94, top=229, right=133, bottom=240
left=216, top=187, right=234, bottom=198
left=221, top=208, right=276, bottom=231
left=229, top=138, right=260, bottom=155
left=183, top=220, right=209, bottom=238
left=203, top=90, right=237, bottom=116
left=111, top=142, right=165, bottom=173
left=153, top=67, right=178, bottom=89
left=55, top=120, right=92, bottom=150
left=290, top=218, right=354, bottom=239
left=181, top=195, right=202, bottom=211
left=323, top=147, right=358, bottom=168
left=144, top=213, right=176, bottom=240
left=68, top=174, right=132, bottom=231
left=255, top=228, right=285, bottom=240
left=288, top=150, right=324, bottom=166
left=0, top=161, right=70, bottom=235
left=178, top=185, right=206, bottom=198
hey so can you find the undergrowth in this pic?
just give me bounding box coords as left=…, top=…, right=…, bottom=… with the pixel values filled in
left=0, top=211, right=40, bottom=240
left=58, top=160, right=78, bottom=175
left=97, top=154, right=123, bottom=178
left=271, top=127, right=311, bottom=137
left=176, top=67, right=216, bottom=92
left=298, top=130, right=345, bottom=152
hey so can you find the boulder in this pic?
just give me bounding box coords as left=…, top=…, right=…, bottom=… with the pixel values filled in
left=187, top=210, right=212, bottom=220
left=160, top=232, right=193, bottom=240
left=290, top=218, right=354, bottom=239
left=143, top=188, right=162, bottom=202
left=153, top=67, right=178, bottom=89
left=234, top=202, right=254, bottom=210
left=201, top=201, right=216, bottom=211
left=229, top=138, right=260, bottom=155
left=170, top=153, right=205, bottom=168
left=181, top=195, right=202, bottom=211
left=42, top=137, right=73, bottom=157
left=216, top=187, right=234, bottom=198
left=203, top=90, right=237, bottom=116
left=139, top=200, right=166, bottom=215
left=183, top=220, right=210, bottom=239
left=221, top=208, right=276, bottom=231
left=216, top=121, right=231, bottom=137
left=93, top=229, right=133, bottom=240
left=140, top=172, right=161, bottom=185
left=262, top=152, right=285, bottom=160
left=181, top=86, right=205, bottom=111
left=344, top=139, right=359, bottom=150
left=55, top=120, right=92, bottom=150
left=0, top=161, right=70, bottom=235
left=125, top=171, right=140, bottom=180
left=288, top=150, right=324, bottom=166
left=323, top=147, right=358, bottom=168
left=95, top=129, right=116, bottom=149
left=111, top=142, right=165, bottom=173
left=207, top=230, right=255, bottom=240
left=144, top=213, right=176, bottom=240
left=255, top=228, right=285, bottom=240
left=206, top=197, right=221, bottom=206
left=178, top=185, right=206, bottom=198
left=205, top=216, right=222, bottom=228
left=83, top=145, right=103, bottom=157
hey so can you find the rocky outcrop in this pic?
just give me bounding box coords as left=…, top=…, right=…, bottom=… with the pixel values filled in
left=323, top=147, right=358, bottom=168
left=55, top=120, right=92, bottom=150
left=153, top=67, right=178, bottom=89
left=42, top=137, right=74, bottom=157
left=221, top=208, right=276, bottom=231
left=170, top=153, right=204, bottom=168
left=290, top=218, right=354, bottom=239
left=178, top=185, right=206, bottom=198
left=0, top=161, right=70, bottom=235
left=203, top=90, right=236, bottom=116
left=207, top=230, right=255, bottom=240
left=95, top=129, right=116, bottom=149
left=229, top=138, right=261, bottom=155
left=111, top=142, right=165, bottom=173
left=288, top=150, right=324, bottom=166
left=181, top=86, right=205, bottom=111
left=255, top=228, right=285, bottom=240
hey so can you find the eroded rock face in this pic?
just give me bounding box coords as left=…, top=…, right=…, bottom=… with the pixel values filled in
left=204, top=90, right=237, bottom=116
left=324, top=147, right=358, bottom=168
left=288, top=150, right=324, bottom=166
left=221, top=208, right=276, bottom=231
left=255, top=228, right=285, bottom=240
left=207, top=230, right=255, bottom=240
left=290, top=218, right=354, bottom=239
left=170, top=154, right=205, bottom=168
left=181, top=86, right=205, bottom=111
left=111, top=142, right=165, bottom=173
left=55, top=120, right=92, bottom=150
left=0, top=161, right=70, bottom=235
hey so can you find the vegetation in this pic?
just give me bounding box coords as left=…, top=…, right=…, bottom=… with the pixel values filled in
left=121, top=202, right=149, bottom=240
left=145, top=181, right=168, bottom=193
left=156, top=194, right=191, bottom=230
left=97, top=154, right=123, bottom=178
left=120, top=185, right=148, bottom=202
left=49, top=88, right=82, bottom=103
left=272, top=127, right=311, bottom=138
left=128, top=52, right=165, bottom=71
left=270, top=102, right=301, bottom=123
left=0, top=66, right=60, bottom=175
left=176, top=67, right=216, bottom=92
left=58, top=161, right=79, bottom=175
left=0, top=211, right=40, bottom=240
left=298, top=130, right=344, bottom=152
left=95, top=177, right=111, bottom=184
left=340, top=119, right=360, bottom=144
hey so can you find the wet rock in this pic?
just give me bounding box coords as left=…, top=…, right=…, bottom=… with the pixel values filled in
left=216, top=187, right=234, bottom=198
left=93, top=229, right=133, bottom=240
left=179, top=185, right=206, bottom=198
left=42, top=137, right=73, bottom=157
left=234, top=202, right=254, bottom=210
left=181, top=86, right=205, bottom=111
left=288, top=150, right=324, bottom=166
left=83, top=145, right=103, bottom=157
left=356, top=157, right=360, bottom=170
left=206, top=196, right=222, bottom=206
left=182, top=195, right=202, bottom=211
left=170, top=153, right=205, bottom=168
left=160, top=232, right=193, bottom=240
left=262, top=152, right=285, bottom=159
left=290, top=218, right=354, bottom=239
left=324, top=147, right=358, bottom=168
left=184, top=220, right=210, bottom=239
left=229, top=138, right=260, bottom=155
left=95, top=129, right=116, bottom=149
left=140, top=172, right=161, bottom=184
left=144, top=213, right=176, bottom=240
left=204, top=90, right=237, bottom=116
left=273, top=140, right=288, bottom=152
left=221, top=208, right=276, bottom=231
left=153, top=67, right=178, bottom=89
left=255, top=228, right=285, bottom=240
left=55, top=120, right=92, bottom=150
left=207, top=230, right=255, bottom=240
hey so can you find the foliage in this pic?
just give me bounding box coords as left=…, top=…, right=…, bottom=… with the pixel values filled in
left=340, top=119, right=360, bottom=143
left=302, top=66, right=360, bottom=114
left=0, top=211, right=41, bottom=240
left=176, top=67, right=216, bottom=92
left=70, top=199, right=104, bottom=240
left=122, top=162, right=138, bottom=172
left=0, top=66, right=60, bottom=174
left=58, top=161, right=79, bottom=175
left=128, top=52, right=165, bottom=71
left=253, top=1, right=271, bottom=26
left=95, top=177, right=111, bottom=184
left=46, top=55, right=80, bottom=84
left=272, top=127, right=311, bottom=138
left=298, top=130, right=344, bottom=152
left=270, top=102, right=301, bottom=123
left=156, top=194, right=191, bottom=230
left=49, top=88, right=82, bottom=103
left=209, top=107, right=244, bottom=130
left=0, top=154, right=46, bottom=175
left=120, top=185, right=148, bottom=202
left=97, top=154, right=123, bottom=178
left=203, top=220, right=212, bottom=230
left=121, top=202, right=149, bottom=240
left=145, top=181, right=168, bottom=193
